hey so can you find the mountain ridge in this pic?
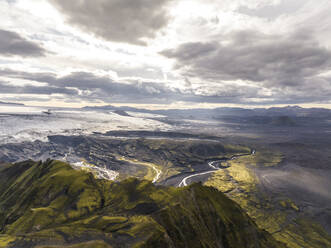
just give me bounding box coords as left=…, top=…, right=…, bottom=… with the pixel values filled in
left=82, top=104, right=331, bottom=119
left=0, top=159, right=287, bottom=248
left=0, top=101, right=24, bottom=106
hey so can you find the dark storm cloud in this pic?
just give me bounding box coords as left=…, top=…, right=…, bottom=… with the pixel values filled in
left=0, top=29, right=46, bottom=57
left=0, top=70, right=173, bottom=96
left=1, top=66, right=331, bottom=105
left=161, top=30, right=331, bottom=87
left=49, top=0, right=173, bottom=45
left=0, top=69, right=184, bottom=103
left=0, top=80, right=78, bottom=95
left=164, top=42, right=219, bottom=61
left=0, top=68, right=262, bottom=104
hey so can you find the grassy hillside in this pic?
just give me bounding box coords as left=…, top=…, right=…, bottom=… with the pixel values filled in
left=0, top=160, right=286, bottom=248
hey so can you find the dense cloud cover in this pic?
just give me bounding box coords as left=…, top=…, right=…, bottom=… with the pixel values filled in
left=161, top=30, right=331, bottom=87
left=0, top=80, right=77, bottom=95
left=48, top=0, right=173, bottom=45
left=0, top=69, right=186, bottom=103
left=0, top=0, right=331, bottom=106
left=1, top=67, right=330, bottom=105
left=160, top=29, right=331, bottom=104
left=0, top=68, right=264, bottom=104
left=0, top=29, right=46, bottom=57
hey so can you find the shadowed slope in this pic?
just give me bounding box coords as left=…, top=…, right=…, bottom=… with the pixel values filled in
left=0, top=160, right=286, bottom=248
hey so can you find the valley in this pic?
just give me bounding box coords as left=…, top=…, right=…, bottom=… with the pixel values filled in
left=0, top=106, right=331, bottom=247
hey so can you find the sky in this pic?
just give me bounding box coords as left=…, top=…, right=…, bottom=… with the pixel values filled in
left=0, top=0, right=331, bottom=109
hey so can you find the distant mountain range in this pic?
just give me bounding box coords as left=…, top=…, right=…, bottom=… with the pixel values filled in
left=113, top=109, right=131, bottom=117
left=83, top=105, right=331, bottom=119
left=0, top=101, right=24, bottom=106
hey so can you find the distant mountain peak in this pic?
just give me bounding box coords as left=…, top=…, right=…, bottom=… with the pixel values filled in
left=284, top=105, right=302, bottom=109
left=0, top=101, right=24, bottom=106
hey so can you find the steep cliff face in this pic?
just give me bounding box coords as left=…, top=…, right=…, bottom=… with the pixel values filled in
left=0, top=160, right=286, bottom=248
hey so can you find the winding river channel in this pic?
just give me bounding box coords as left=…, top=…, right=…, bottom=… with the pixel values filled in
left=178, top=149, right=255, bottom=187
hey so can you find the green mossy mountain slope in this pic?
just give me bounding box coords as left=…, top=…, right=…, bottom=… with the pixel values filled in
left=0, top=160, right=286, bottom=248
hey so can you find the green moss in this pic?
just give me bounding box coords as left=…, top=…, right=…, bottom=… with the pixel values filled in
left=274, top=218, right=331, bottom=248
left=36, top=240, right=113, bottom=248
left=114, top=139, right=251, bottom=182
left=205, top=158, right=257, bottom=193
left=0, top=160, right=286, bottom=248
left=0, top=235, right=15, bottom=247
left=204, top=149, right=331, bottom=248
left=241, top=149, right=283, bottom=167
